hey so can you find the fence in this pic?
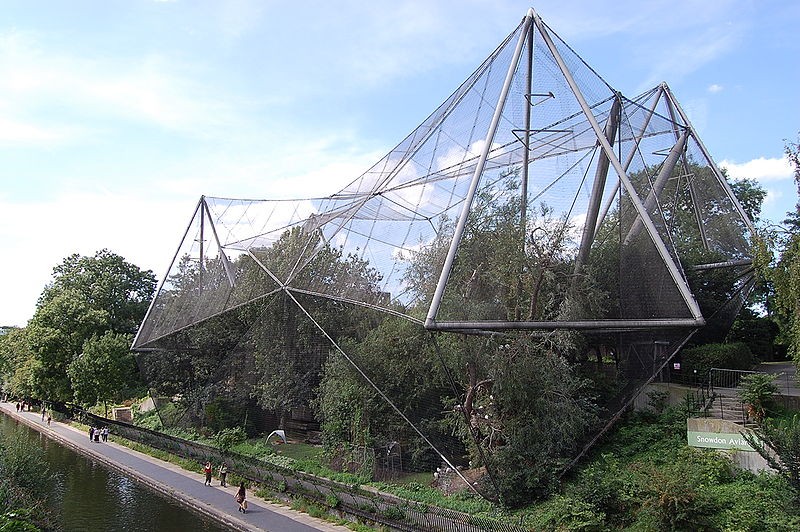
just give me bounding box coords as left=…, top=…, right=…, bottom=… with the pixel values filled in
left=709, top=368, right=757, bottom=392
left=62, top=405, right=528, bottom=532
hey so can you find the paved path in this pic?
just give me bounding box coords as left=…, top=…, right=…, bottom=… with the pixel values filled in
left=0, top=403, right=350, bottom=532
left=754, top=361, right=799, bottom=396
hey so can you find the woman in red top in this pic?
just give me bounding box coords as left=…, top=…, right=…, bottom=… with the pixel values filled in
left=203, top=461, right=213, bottom=486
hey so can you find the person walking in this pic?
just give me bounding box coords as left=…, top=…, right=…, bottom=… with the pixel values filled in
left=47, top=414, right=52, bottom=427
left=218, top=462, right=228, bottom=487
left=89, top=426, right=94, bottom=441
left=102, top=427, right=109, bottom=442
left=203, top=461, right=213, bottom=486
left=235, top=482, right=247, bottom=513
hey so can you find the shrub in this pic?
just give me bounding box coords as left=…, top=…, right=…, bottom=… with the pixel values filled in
left=530, top=495, right=606, bottom=531
left=571, top=455, right=639, bottom=521
left=744, top=414, right=800, bottom=490
left=680, top=342, right=755, bottom=380
left=738, top=373, right=778, bottom=422
left=214, top=427, right=247, bottom=453
left=0, top=432, right=57, bottom=530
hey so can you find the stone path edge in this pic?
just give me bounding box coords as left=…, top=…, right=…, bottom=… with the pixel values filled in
left=1, top=404, right=350, bottom=532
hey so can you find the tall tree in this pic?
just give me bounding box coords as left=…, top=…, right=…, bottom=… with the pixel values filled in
left=38, top=249, right=156, bottom=334
left=68, top=331, right=139, bottom=413
left=26, top=250, right=156, bottom=402
left=772, top=135, right=800, bottom=362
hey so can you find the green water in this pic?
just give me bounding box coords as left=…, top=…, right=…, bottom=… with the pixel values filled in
left=0, top=413, right=230, bottom=531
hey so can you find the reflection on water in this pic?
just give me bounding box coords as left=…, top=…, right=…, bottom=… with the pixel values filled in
left=0, top=413, right=229, bottom=532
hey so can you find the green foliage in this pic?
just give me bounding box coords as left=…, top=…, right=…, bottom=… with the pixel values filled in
left=488, top=343, right=597, bottom=506
left=214, top=427, right=247, bottom=453
left=727, top=313, right=781, bottom=361
left=635, top=460, right=721, bottom=530
left=738, top=372, right=778, bottom=422
left=247, top=228, right=384, bottom=424
left=315, top=317, right=453, bottom=472
left=529, top=495, right=606, bottom=531
left=203, top=397, right=253, bottom=434
left=0, top=432, right=56, bottom=531
left=536, top=405, right=800, bottom=530
left=679, top=342, right=755, bottom=379
left=67, top=331, right=138, bottom=407
left=730, top=178, right=768, bottom=223
left=768, top=135, right=800, bottom=362
left=709, top=472, right=800, bottom=530
left=132, top=404, right=162, bottom=431
left=2, top=250, right=155, bottom=403
left=744, top=414, right=800, bottom=490
left=0, top=329, right=34, bottom=399
left=569, top=455, right=640, bottom=520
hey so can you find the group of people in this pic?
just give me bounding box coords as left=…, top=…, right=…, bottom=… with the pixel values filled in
left=15, top=400, right=51, bottom=426
left=88, top=426, right=109, bottom=442
left=203, top=461, right=247, bottom=513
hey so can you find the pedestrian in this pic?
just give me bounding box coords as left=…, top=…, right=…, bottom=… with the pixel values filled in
left=89, top=426, right=94, bottom=441
left=218, top=462, right=228, bottom=487
left=15, top=402, right=20, bottom=412
left=235, top=482, right=247, bottom=513
left=47, top=414, right=52, bottom=427
left=41, top=408, right=46, bottom=421
left=203, top=461, right=213, bottom=486
left=102, top=427, right=108, bottom=442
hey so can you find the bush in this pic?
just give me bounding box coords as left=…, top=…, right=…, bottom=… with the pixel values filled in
left=571, top=455, right=639, bottom=521
left=0, top=432, right=57, bottom=530
left=634, top=455, right=723, bottom=530
left=530, top=495, right=605, bottom=531
left=680, top=342, right=755, bottom=379
left=710, top=473, right=800, bottom=530
left=214, top=427, right=247, bottom=453
left=744, top=414, right=800, bottom=490
left=738, top=373, right=778, bottom=422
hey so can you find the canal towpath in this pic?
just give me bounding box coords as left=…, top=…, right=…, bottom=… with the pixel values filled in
left=0, top=402, right=350, bottom=532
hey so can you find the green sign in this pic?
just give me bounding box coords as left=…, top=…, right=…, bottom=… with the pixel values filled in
left=687, top=431, right=755, bottom=451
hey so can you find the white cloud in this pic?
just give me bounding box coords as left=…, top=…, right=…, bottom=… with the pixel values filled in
left=719, top=156, right=794, bottom=182
left=0, top=189, right=193, bottom=326
left=763, top=188, right=783, bottom=207
left=0, top=30, right=243, bottom=143
left=708, top=84, right=723, bottom=93
left=0, top=115, right=84, bottom=145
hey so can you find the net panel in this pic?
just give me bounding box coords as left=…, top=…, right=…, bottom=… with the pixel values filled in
left=132, top=10, right=756, bottom=505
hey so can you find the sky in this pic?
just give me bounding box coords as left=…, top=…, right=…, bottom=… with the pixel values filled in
left=1, top=0, right=798, bottom=327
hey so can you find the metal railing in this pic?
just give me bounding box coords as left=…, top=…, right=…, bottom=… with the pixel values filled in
left=709, top=368, right=757, bottom=393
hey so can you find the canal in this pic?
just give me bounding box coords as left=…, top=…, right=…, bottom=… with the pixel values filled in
left=0, top=412, right=230, bottom=531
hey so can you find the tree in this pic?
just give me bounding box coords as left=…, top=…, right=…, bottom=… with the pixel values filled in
left=395, top=176, right=599, bottom=505
left=771, top=135, right=800, bottom=363
left=27, top=289, right=109, bottom=401
left=38, top=249, right=156, bottom=334
left=729, top=177, right=768, bottom=224
left=26, top=250, right=156, bottom=402
left=248, top=228, right=384, bottom=428
left=67, top=331, right=139, bottom=414
left=0, top=327, right=35, bottom=398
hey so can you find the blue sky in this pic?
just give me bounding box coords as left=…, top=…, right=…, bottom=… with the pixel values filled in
left=1, top=0, right=798, bottom=326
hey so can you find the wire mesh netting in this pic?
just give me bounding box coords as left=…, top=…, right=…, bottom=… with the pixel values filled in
left=133, top=9, right=755, bottom=504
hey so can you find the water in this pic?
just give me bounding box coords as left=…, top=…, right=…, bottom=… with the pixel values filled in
left=0, top=413, right=230, bottom=531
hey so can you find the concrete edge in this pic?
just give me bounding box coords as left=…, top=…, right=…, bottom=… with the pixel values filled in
left=2, top=405, right=256, bottom=532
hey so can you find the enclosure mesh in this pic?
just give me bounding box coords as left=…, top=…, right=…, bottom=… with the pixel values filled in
left=133, top=10, right=755, bottom=500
